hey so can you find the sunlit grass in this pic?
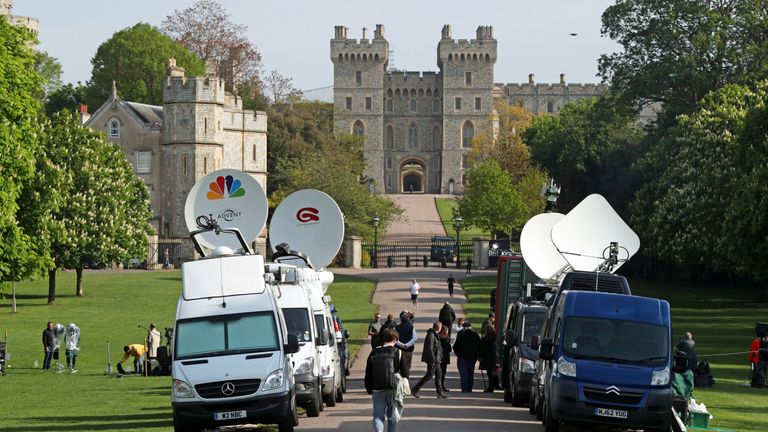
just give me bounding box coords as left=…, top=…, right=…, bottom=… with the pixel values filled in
left=434, top=197, right=492, bottom=240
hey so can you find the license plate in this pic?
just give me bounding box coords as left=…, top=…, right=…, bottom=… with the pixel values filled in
left=595, top=407, right=628, bottom=419
left=214, top=410, right=247, bottom=421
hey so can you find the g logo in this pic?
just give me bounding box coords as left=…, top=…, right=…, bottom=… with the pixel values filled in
left=296, top=207, right=320, bottom=223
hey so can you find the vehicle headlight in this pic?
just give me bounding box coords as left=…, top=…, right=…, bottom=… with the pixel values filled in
left=263, top=369, right=284, bottom=391
left=520, top=357, right=536, bottom=374
left=651, top=366, right=670, bottom=386
left=173, top=379, right=195, bottom=398
left=294, top=357, right=314, bottom=375
left=555, top=356, right=576, bottom=378
left=321, top=365, right=331, bottom=377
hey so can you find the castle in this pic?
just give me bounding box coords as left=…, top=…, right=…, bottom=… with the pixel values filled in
left=1, top=0, right=39, bottom=35
left=332, top=24, right=607, bottom=195
left=85, top=60, right=268, bottom=265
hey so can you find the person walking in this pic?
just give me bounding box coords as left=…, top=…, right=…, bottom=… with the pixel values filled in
left=465, top=257, right=472, bottom=275
left=676, top=331, right=698, bottom=372
left=480, top=325, right=499, bottom=392
left=438, top=302, right=456, bottom=337
left=446, top=274, right=456, bottom=298
left=453, top=321, right=481, bottom=392
left=364, top=328, right=403, bottom=432
left=395, top=311, right=417, bottom=379
left=411, top=321, right=447, bottom=399
left=453, top=318, right=465, bottom=335
left=438, top=325, right=452, bottom=392
left=409, top=280, right=420, bottom=309
left=369, top=313, right=383, bottom=348
left=42, top=322, right=55, bottom=370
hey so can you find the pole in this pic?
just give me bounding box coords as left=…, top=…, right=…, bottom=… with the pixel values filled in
left=455, top=224, right=462, bottom=269
left=373, top=224, right=378, bottom=268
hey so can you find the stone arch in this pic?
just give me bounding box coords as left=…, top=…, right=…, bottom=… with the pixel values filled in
left=432, top=99, right=441, bottom=113
left=375, top=53, right=379, bottom=61
left=108, top=117, right=121, bottom=138
left=338, top=53, right=343, bottom=61
left=473, top=53, right=478, bottom=61
left=448, top=53, right=453, bottom=62
left=485, top=53, right=490, bottom=61
left=386, top=98, right=393, bottom=112
left=387, top=88, right=393, bottom=97
left=395, top=88, right=401, bottom=97
left=352, top=119, right=365, bottom=139
left=409, top=99, right=417, bottom=113
left=462, top=120, right=474, bottom=148
left=426, top=88, right=432, bottom=97
left=410, top=88, right=416, bottom=97
left=434, top=89, right=440, bottom=97
left=400, top=157, right=427, bottom=193
left=418, top=88, right=424, bottom=97
left=460, top=53, right=465, bottom=62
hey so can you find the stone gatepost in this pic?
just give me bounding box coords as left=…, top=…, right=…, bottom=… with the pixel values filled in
left=473, top=237, right=489, bottom=269
left=345, top=236, right=362, bottom=268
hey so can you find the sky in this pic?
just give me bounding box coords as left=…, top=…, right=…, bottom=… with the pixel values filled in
left=14, top=0, right=621, bottom=91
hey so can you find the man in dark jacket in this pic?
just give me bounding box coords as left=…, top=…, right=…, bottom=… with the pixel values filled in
left=395, top=310, right=417, bottom=378
left=480, top=325, right=499, bottom=392
left=453, top=321, right=481, bottom=392
left=411, top=321, right=446, bottom=398
left=677, top=332, right=698, bottom=372
left=42, top=321, right=55, bottom=370
left=438, top=302, right=456, bottom=336
left=438, top=325, right=452, bottom=391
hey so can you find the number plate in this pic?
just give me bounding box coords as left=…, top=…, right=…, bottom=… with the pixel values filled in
left=214, top=410, right=247, bottom=421
left=595, top=407, right=628, bottom=419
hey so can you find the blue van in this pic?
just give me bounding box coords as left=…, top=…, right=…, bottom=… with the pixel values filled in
left=536, top=290, right=673, bottom=432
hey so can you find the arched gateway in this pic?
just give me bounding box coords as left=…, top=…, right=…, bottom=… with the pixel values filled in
left=400, top=159, right=425, bottom=193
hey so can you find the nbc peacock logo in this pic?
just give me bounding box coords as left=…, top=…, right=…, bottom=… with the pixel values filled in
left=207, top=175, right=246, bottom=200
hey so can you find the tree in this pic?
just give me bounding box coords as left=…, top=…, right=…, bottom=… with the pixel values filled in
left=45, top=82, right=88, bottom=115
left=42, top=111, right=154, bottom=297
left=469, top=101, right=533, bottom=182
left=457, top=160, right=526, bottom=239
left=87, top=23, right=205, bottom=107
left=515, top=166, right=549, bottom=224
left=161, top=0, right=263, bottom=90
left=600, top=0, right=768, bottom=124
left=263, top=70, right=303, bottom=105
left=34, top=51, right=63, bottom=100
left=0, top=17, right=44, bottom=309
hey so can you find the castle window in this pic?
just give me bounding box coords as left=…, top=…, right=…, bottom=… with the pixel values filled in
left=386, top=156, right=392, bottom=170
left=465, top=72, right=472, bottom=86
left=136, top=151, right=151, bottom=173
left=454, top=97, right=462, bottom=111
left=182, top=156, right=188, bottom=175
left=462, top=154, right=469, bottom=169
left=386, top=98, right=393, bottom=112
left=433, top=99, right=440, bottom=113
left=108, top=119, right=120, bottom=137
left=462, top=173, right=467, bottom=186
left=353, top=120, right=364, bottom=137
left=475, top=97, right=482, bottom=111
left=408, top=123, right=418, bottom=149
left=204, top=157, right=208, bottom=174
left=253, top=144, right=257, bottom=161
left=386, top=174, right=391, bottom=187
left=547, top=101, right=555, bottom=113
left=462, top=121, right=474, bottom=148
left=366, top=97, right=372, bottom=110
left=346, top=97, right=352, bottom=110
left=387, top=89, right=393, bottom=97
left=409, top=99, right=417, bottom=113
left=432, top=125, right=441, bottom=149
left=386, top=125, right=394, bottom=149
left=356, top=71, right=362, bottom=85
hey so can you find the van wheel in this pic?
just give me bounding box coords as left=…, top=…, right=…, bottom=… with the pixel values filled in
left=528, top=390, right=537, bottom=415
left=306, top=391, right=321, bottom=417
left=341, top=373, right=347, bottom=393
left=503, top=385, right=513, bottom=403
left=335, top=382, right=344, bottom=402
left=535, top=393, right=543, bottom=420
left=324, top=382, right=337, bottom=407
left=544, top=400, right=559, bottom=432
left=511, top=382, right=525, bottom=407
left=278, top=396, right=297, bottom=432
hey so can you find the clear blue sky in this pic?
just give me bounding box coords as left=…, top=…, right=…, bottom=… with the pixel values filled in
left=15, top=0, right=620, bottom=91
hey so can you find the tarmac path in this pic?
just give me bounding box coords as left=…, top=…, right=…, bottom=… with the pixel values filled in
left=384, top=194, right=451, bottom=240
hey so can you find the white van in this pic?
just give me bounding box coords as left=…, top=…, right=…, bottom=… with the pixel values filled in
left=171, top=253, right=300, bottom=432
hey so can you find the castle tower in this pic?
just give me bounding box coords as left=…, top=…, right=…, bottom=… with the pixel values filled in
left=1, top=0, right=40, bottom=36
left=437, top=25, right=496, bottom=194
left=331, top=25, right=389, bottom=192
left=0, top=0, right=13, bottom=15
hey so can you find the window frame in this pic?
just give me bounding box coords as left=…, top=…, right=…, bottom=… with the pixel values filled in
left=136, top=150, right=151, bottom=174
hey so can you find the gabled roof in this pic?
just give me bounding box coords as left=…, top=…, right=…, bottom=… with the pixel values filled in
left=85, top=83, right=164, bottom=129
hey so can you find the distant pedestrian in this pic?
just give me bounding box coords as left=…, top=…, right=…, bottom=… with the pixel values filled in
left=369, top=313, right=383, bottom=348
left=438, top=325, right=452, bottom=391
left=453, top=320, right=481, bottom=392
left=164, top=248, right=170, bottom=269
left=676, top=332, right=698, bottom=372
left=481, top=312, right=495, bottom=333
left=409, top=279, right=420, bottom=309
left=411, top=321, right=447, bottom=399
left=480, top=325, right=499, bottom=392
left=453, top=318, right=465, bottom=335
left=395, top=311, right=417, bottom=379
left=438, top=302, right=456, bottom=336
left=42, top=322, right=54, bottom=370
left=364, top=328, right=403, bottom=432
left=465, top=257, right=472, bottom=275
left=446, top=274, right=456, bottom=298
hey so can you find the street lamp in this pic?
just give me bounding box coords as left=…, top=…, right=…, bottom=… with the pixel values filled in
left=372, top=215, right=380, bottom=268
left=454, top=216, right=463, bottom=269
left=542, top=178, right=561, bottom=213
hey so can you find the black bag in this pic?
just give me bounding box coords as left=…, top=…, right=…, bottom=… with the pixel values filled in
left=370, top=347, right=397, bottom=390
left=751, top=364, right=766, bottom=388
left=694, top=360, right=715, bottom=387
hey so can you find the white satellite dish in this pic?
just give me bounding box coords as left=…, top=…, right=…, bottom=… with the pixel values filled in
left=184, top=169, right=268, bottom=252
left=270, top=189, right=345, bottom=269
left=520, top=213, right=568, bottom=280
left=551, top=194, right=640, bottom=273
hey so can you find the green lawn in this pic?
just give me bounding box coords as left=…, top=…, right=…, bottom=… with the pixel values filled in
left=460, top=275, right=768, bottom=432
left=434, top=197, right=492, bottom=240
left=0, top=269, right=374, bottom=432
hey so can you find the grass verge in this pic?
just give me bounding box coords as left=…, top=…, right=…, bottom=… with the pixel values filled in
left=0, top=270, right=374, bottom=432
left=460, top=275, right=768, bottom=432
left=434, top=197, right=491, bottom=240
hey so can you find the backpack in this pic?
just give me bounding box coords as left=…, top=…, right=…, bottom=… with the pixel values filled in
left=751, top=364, right=766, bottom=388
left=370, top=347, right=398, bottom=390
left=694, top=360, right=715, bottom=387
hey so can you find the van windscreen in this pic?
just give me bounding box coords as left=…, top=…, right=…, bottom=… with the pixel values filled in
left=562, top=317, right=668, bottom=365
left=175, top=312, right=278, bottom=360
left=283, top=308, right=312, bottom=342
left=521, top=312, right=546, bottom=344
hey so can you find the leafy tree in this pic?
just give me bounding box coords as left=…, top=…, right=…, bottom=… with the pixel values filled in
left=87, top=23, right=205, bottom=107
left=263, top=70, right=303, bottom=105
left=469, top=101, right=533, bottom=182
left=0, top=17, right=44, bottom=308
left=515, top=166, right=549, bottom=224
left=45, top=82, right=88, bottom=115
left=34, top=50, right=63, bottom=100
left=161, top=0, right=262, bottom=90
left=458, top=160, right=526, bottom=239
left=524, top=97, right=643, bottom=213
left=42, top=111, right=154, bottom=297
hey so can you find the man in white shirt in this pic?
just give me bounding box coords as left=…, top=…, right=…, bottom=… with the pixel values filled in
left=409, top=279, right=420, bottom=308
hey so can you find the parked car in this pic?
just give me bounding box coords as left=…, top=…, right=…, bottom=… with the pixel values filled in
left=429, top=235, right=454, bottom=262
left=329, top=304, right=350, bottom=394
left=501, top=301, right=547, bottom=406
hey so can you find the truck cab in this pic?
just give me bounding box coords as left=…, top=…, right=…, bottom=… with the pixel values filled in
left=537, top=290, right=673, bottom=432
left=501, top=301, right=547, bottom=406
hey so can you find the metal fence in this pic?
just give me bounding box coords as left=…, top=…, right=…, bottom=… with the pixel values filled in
left=361, top=239, right=474, bottom=268
left=146, top=237, right=185, bottom=270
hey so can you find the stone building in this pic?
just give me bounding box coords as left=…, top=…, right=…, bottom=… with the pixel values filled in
left=331, top=25, right=610, bottom=195
left=86, top=60, right=268, bottom=263
left=1, top=0, right=39, bottom=36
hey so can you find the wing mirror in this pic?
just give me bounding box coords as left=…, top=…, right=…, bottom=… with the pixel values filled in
left=505, top=330, right=517, bottom=345
left=530, top=335, right=541, bottom=351
left=285, top=333, right=300, bottom=354
left=538, top=338, right=555, bottom=360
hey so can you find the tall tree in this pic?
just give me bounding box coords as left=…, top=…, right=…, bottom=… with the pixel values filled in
left=458, top=160, right=525, bottom=239
left=469, top=101, right=533, bottom=182
left=0, top=16, right=44, bottom=308
left=263, top=70, right=303, bottom=105
left=45, top=82, right=88, bottom=115
left=34, top=51, right=63, bottom=100
left=87, top=23, right=205, bottom=107
left=161, top=0, right=263, bottom=90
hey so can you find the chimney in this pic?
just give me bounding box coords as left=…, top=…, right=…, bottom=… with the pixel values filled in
left=560, top=73, right=566, bottom=84
left=362, top=27, right=368, bottom=40
left=374, top=24, right=384, bottom=39
left=334, top=25, right=348, bottom=39
left=79, top=104, right=90, bottom=125
left=167, top=57, right=186, bottom=78
left=441, top=24, right=452, bottom=40
left=528, top=74, right=535, bottom=84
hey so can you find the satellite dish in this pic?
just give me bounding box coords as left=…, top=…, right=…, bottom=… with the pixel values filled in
left=520, top=213, right=568, bottom=280
left=270, top=189, right=344, bottom=269
left=551, top=194, right=640, bottom=272
left=184, top=169, right=268, bottom=252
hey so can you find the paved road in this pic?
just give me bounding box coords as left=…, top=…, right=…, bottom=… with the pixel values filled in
left=384, top=194, right=452, bottom=240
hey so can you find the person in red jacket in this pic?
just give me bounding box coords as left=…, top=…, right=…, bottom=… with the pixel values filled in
left=749, top=335, right=768, bottom=372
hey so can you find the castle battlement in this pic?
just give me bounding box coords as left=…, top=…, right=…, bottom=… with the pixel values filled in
left=437, top=25, right=496, bottom=66
left=386, top=71, right=441, bottom=90
left=163, top=68, right=226, bottom=105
